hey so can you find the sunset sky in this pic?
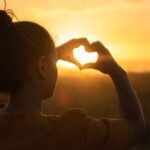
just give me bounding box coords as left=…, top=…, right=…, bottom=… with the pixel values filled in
left=3, top=0, right=150, bottom=72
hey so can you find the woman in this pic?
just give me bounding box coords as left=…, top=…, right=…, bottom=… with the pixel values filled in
left=0, top=10, right=145, bottom=150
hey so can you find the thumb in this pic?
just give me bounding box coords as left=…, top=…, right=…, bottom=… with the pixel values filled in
left=80, top=63, right=95, bottom=70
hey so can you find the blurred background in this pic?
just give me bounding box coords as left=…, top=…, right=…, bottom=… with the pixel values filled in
left=0, top=0, right=150, bottom=149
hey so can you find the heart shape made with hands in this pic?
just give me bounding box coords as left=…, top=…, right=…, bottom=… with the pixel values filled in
left=73, top=46, right=98, bottom=65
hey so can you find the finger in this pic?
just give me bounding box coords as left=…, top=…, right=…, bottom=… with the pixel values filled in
left=73, top=38, right=91, bottom=49
left=85, top=44, right=95, bottom=52
left=91, top=41, right=108, bottom=54
left=80, top=63, right=95, bottom=70
left=73, top=38, right=97, bottom=53
left=72, top=58, right=82, bottom=69
left=67, top=55, right=82, bottom=69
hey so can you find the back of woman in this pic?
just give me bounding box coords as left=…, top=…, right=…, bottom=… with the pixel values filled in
left=0, top=3, right=145, bottom=150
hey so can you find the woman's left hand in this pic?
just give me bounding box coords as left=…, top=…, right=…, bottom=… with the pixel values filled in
left=56, top=38, right=91, bottom=68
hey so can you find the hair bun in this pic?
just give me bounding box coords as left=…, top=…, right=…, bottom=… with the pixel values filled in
left=0, top=10, right=12, bottom=31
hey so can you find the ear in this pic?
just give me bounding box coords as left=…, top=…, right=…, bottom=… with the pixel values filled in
left=37, top=56, right=49, bottom=78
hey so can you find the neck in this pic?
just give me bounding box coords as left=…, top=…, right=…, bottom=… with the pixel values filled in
left=5, top=99, right=42, bottom=113
left=4, top=83, right=43, bottom=113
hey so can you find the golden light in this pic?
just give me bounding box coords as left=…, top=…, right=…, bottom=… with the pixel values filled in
left=73, top=46, right=98, bottom=65
left=57, top=60, right=78, bottom=69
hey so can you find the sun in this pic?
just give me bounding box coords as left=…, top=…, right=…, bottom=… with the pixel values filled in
left=73, top=46, right=98, bottom=65
left=57, top=45, right=98, bottom=70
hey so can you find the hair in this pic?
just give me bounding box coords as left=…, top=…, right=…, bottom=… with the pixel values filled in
left=0, top=10, right=55, bottom=93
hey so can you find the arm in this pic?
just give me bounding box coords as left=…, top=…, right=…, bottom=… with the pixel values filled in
left=110, top=68, right=145, bottom=144
left=82, top=41, right=145, bottom=145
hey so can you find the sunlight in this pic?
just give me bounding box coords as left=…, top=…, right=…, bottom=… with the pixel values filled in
left=73, top=46, right=98, bottom=65
left=8, top=0, right=150, bottom=72
left=56, top=60, right=78, bottom=69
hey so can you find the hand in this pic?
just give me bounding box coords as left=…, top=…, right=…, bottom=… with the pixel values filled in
left=82, top=41, right=124, bottom=76
left=56, top=38, right=91, bottom=68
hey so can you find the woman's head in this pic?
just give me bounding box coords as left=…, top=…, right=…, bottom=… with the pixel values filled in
left=0, top=10, right=57, bottom=99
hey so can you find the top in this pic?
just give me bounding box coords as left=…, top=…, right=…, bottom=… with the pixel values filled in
left=0, top=108, right=131, bottom=150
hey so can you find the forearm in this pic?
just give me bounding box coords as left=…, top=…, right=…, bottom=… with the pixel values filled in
left=110, top=69, right=145, bottom=140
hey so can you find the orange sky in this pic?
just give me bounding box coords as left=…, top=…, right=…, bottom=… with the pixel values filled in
left=3, top=0, right=150, bottom=72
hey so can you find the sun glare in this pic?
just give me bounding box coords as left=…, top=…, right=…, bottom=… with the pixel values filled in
left=57, top=46, right=98, bottom=70
left=73, top=46, right=98, bottom=65
left=57, top=60, right=78, bottom=69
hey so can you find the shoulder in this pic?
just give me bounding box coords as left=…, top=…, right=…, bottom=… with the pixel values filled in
left=45, top=109, right=88, bottom=145
left=43, top=108, right=87, bottom=120
left=42, top=108, right=88, bottom=129
left=60, top=108, right=88, bottom=119
left=56, top=108, right=88, bottom=127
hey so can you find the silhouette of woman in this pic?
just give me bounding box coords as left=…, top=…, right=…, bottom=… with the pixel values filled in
left=0, top=8, right=145, bottom=150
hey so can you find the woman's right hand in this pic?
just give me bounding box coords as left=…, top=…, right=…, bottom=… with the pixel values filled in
left=82, top=41, right=125, bottom=76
